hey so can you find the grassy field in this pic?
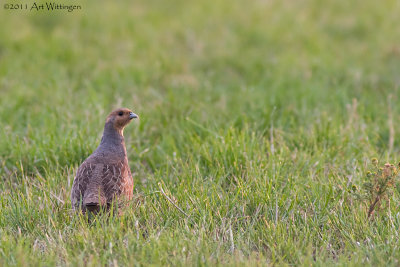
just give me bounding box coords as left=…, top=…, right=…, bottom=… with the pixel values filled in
left=1, top=0, right=400, bottom=265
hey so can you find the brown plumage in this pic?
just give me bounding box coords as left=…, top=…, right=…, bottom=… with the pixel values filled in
left=71, top=108, right=138, bottom=213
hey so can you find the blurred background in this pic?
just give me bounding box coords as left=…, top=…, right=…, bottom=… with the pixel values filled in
left=1, top=0, right=399, bottom=172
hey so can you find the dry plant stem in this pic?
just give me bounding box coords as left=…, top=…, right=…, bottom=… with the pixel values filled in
left=367, top=196, right=380, bottom=218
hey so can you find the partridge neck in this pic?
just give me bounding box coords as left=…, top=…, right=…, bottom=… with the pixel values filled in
left=96, top=121, right=127, bottom=157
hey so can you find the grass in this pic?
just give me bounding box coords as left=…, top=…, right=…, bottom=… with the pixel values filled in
left=1, top=0, right=400, bottom=265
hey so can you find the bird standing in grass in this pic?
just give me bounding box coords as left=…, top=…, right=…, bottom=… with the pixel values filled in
left=71, top=108, right=139, bottom=213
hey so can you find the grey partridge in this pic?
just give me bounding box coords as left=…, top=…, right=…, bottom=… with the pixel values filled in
left=71, top=108, right=138, bottom=213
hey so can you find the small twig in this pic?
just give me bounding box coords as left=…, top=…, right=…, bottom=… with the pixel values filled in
left=158, top=183, right=189, bottom=217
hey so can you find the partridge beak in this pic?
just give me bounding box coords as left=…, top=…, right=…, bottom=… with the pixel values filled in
left=129, top=112, right=138, bottom=119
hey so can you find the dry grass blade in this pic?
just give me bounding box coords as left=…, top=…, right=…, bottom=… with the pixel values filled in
left=158, top=182, right=189, bottom=218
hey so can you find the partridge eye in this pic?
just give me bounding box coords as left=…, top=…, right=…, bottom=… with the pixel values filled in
left=118, top=111, right=124, bottom=116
